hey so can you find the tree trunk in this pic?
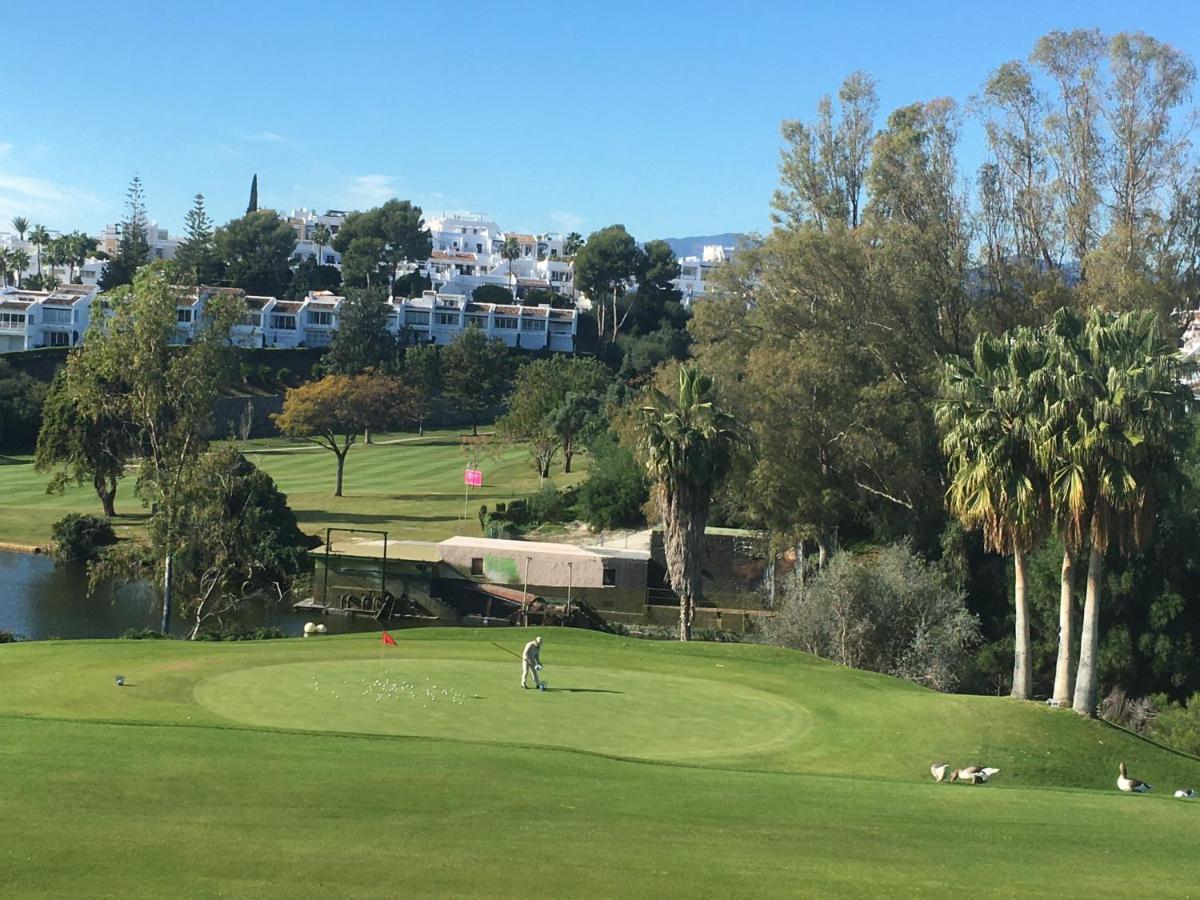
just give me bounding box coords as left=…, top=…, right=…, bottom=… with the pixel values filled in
left=94, top=473, right=117, bottom=518
left=364, top=427, right=373, bottom=444
left=161, top=553, right=174, bottom=635
left=1011, top=547, right=1032, bottom=700
left=334, top=451, right=346, bottom=497
left=658, top=484, right=707, bottom=642
left=1052, top=548, right=1075, bottom=706
left=472, top=419, right=478, bottom=437
left=1072, top=541, right=1103, bottom=716
left=817, top=536, right=830, bottom=569
left=563, top=446, right=573, bottom=474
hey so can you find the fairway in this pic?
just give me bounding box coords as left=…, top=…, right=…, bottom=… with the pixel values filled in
left=0, top=427, right=584, bottom=547
left=3, top=628, right=1200, bottom=897
left=194, top=658, right=807, bottom=760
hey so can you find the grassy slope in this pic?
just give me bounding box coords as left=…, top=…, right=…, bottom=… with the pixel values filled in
left=1, top=629, right=1198, bottom=897
left=0, top=428, right=583, bottom=547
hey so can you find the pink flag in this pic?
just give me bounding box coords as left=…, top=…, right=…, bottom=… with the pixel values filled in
left=464, top=468, right=483, bottom=487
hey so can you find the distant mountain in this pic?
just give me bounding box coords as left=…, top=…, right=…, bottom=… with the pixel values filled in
left=659, top=233, right=745, bottom=260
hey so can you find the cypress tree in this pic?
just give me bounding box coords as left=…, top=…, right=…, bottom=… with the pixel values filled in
left=247, top=174, right=258, bottom=214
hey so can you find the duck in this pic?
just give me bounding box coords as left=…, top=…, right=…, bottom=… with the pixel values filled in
left=930, top=763, right=951, bottom=783
left=1173, top=789, right=1196, bottom=799
left=950, top=766, right=1000, bottom=784
left=1117, top=762, right=1151, bottom=793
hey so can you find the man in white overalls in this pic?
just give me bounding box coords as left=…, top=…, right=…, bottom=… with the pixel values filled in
left=521, top=636, right=545, bottom=689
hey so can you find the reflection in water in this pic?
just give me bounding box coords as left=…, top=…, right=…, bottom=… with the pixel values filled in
left=0, top=550, right=381, bottom=641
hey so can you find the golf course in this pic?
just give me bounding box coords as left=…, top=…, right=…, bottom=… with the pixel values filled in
left=2, top=627, right=1198, bottom=897
left=0, top=427, right=581, bottom=548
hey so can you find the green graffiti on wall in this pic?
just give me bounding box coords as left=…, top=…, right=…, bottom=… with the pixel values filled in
left=483, top=556, right=520, bottom=584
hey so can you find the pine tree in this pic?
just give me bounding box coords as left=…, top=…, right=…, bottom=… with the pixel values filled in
left=100, top=176, right=151, bottom=290
left=175, top=193, right=221, bottom=285
left=247, top=174, right=258, bottom=214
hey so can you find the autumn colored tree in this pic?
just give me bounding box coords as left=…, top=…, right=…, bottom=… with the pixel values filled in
left=273, top=374, right=417, bottom=496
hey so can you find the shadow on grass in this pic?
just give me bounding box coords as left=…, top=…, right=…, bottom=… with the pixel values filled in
left=295, top=511, right=457, bottom=525
left=543, top=688, right=625, bottom=695
left=0, top=455, right=32, bottom=466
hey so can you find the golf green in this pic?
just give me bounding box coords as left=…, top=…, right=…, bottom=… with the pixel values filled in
left=194, top=658, right=808, bottom=760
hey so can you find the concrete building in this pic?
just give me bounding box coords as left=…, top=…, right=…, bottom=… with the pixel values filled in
left=0, top=284, right=98, bottom=351
left=421, top=214, right=574, bottom=300
left=672, top=243, right=736, bottom=305
left=287, top=208, right=346, bottom=267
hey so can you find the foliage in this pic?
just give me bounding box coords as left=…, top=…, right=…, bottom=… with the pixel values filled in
left=35, top=365, right=135, bottom=517
left=0, top=358, right=48, bottom=452
left=194, top=624, right=287, bottom=642
left=288, top=257, right=342, bottom=297
left=574, top=225, right=645, bottom=341
left=273, top=373, right=418, bottom=496
left=472, top=284, right=514, bottom=304
left=99, top=176, right=150, bottom=290
left=332, top=199, right=432, bottom=289
left=173, top=193, right=222, bottom=285
left=49, top=513, right=117, bottom=563
left=214, top=209, right=296, bottom=298
left=323, top=288, right=398, bottom=375
left=247, top=174, right=258, bottom=214
left=767, top=543, right=980, bottom=691
left=577, top=431, right=648, bottom=531
left=1146, top=692, right=1200, bottom=756
left=497, top=355, right=610, bottom=477
left=403, top=343, right=441, bottom=434
left=440, top=326, right=510, bottom=435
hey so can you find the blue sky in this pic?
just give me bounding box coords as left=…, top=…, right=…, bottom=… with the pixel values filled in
left=1, top=0, right=1198, bottom=241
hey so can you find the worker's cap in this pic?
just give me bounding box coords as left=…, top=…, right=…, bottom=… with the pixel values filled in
left=535, top=636, right=543, bottom=643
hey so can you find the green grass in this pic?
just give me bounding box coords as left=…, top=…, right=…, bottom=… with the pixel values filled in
left=0, top=427, right=582, bottom=547
left=1, top=628, right=1198, bottom=897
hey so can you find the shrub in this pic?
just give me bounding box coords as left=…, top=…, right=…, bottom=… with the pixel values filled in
left=577, top=433, right=647, bottom=531
left=194, top=624, right=287, bottom=642
left=0, top=629, right=18, bottom=644
left=275, top=367, right=291, bottom=385
left=766, top=543, right=979, bottom=692
left=256, top=363, right=272, bottom=384
left=478, top=504, right=488, bottom=530
left=1146, top=692, right=1200, bottom=755
left=50, top=513, right=117, bottom=563
left=120, top=627, right=166, bottom=640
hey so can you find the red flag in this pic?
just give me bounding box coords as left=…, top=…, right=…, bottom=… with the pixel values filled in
left=381, top=630, right=397, bottom=646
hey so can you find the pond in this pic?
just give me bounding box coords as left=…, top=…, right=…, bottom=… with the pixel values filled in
left=0, top=549, right=381, bottom=641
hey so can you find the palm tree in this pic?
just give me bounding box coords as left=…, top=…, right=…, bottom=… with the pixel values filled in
left=638, top=366, right=743, bottom=641
left=0, top=248, right=11, bottom=287
left=29, top=224, right=50, bottom=275
left=1046, top=309, right=1191, bottom=716
left=564, top=231, right=584, bottom=257
left=312, top=224, right=332, bottom=267
left=10, top=216, right=29, bottom=241
left=937, top=329, right=1048, bottom=700
left=501, top=236, right=521, bottom=298
left=9, top=248, right=29, bottom=287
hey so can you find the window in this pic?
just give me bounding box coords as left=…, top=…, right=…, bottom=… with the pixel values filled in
left=270, top=314, right=297, bottom=330
left=306, top=310, right=333, bottom=326
left=176, top=308, right=193, bottom=323
left=0, top=312, right=26, bottom=329
left=406, top=311, right=430, bottom=326
left=244, top=312, right=262, bottom=327
left=602, top=567, right=616, bottom=587
left=470, top=557, right=484, bottom=576
left=435, top=312, right=458, bottom=326
left=476, top=243, right=483, bottom=253
left=306, top=331, right=331, bottom=347
left=47, top=331, right=70, bottom=347
left=43, top=307, right=72, bottom=324
left=520, top=318, right=546, bottom=331
left=494, top=316, right=518, bottom=330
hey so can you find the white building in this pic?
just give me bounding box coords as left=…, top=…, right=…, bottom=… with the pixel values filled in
left=0, top=285, right=99, bottom=352
left=421, top=215, right=574, bottom=299
left=287, top=208, right=346, bottom=267
left=672, top=243, right=736, bottom=305
left=97, top=220, right=180, bottom=262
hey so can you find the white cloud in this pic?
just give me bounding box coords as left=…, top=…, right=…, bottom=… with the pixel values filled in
left=343, top=174, right=399, bottom=210
left=0, top=141, right=12, bottom=159
left=242, top=130, right=287, bottom=143
left=0, top=172, right=103, bottom=233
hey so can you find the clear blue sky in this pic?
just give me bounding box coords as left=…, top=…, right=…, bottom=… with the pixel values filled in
left=2, top=0, right=1198, bottom=241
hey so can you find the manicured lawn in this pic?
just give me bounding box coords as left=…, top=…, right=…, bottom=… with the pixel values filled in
left=1, top=629, right=1198, bottom=897
left=0, top=428, right=583, bottom=547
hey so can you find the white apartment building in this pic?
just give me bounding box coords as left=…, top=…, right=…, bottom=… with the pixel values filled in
left=421, top=215, right=574, bottom=299
left=162, top=287, right=579, bottom=353
left=97, top=220, right=180, bottom=262
left=0, top=285, right=98, bottom=352
left=288, top=208, right=346, bottom=267
left=672, top=244, right=736, bottom=305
